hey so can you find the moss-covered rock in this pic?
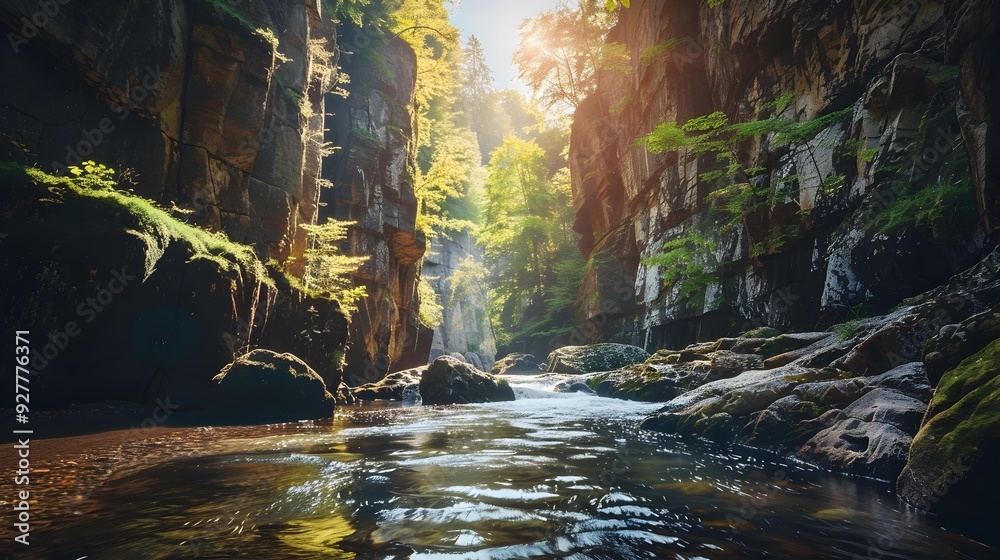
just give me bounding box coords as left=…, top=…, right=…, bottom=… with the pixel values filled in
left=420, top=356, right=516, bottom=405
left=353, top=367, right=426, bottom=401
left=209, top=350, right=336, bottom=422
left=546, top=344, right=650, bottom=375
left=898, top=338, right=1000, bottom=528
left=922, top=304, right=1000, bottom=385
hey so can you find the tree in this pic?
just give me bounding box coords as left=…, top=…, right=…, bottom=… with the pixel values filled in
left=301, top=220, right=370, bottom=313
left=478, top=136, right=580, bottom=346
left=458, top=36, right=510, bottom=163
left=513, top=0, right=625, bottom=112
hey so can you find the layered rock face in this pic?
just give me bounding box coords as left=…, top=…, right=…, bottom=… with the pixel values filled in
left=0, top=0, right=337, bottom=264
left=321, top=33, right=432, bottom=382
left=570, top=0, right=999, bottom=349
left=0, top=1, right=433, bottom=386
left=424, top=230, right=497, bottom=370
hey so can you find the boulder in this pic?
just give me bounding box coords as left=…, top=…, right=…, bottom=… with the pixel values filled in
left=797, top=388, right=926, bottom=480
left=353, top=367, right=426, bottom=401
left=491, top=353, right=546, bottom=376
left=553, top=380, right=597, bottom=395
left=547, top=344, right=650, bottom=375
left=209, top=350, right=335, bottom=422
left=922, top=304, right=1000, bottom=385
left=897, top=338, right=1000, bottom=536
left=419, top=356, right=516, bottom=405
left=799, top=417, right=914, bottom=480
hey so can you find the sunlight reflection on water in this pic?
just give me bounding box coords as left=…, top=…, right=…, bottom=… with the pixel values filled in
left=17, top=376, right=998, bottom=559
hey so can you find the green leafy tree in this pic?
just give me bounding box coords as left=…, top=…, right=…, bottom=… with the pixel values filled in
left=301, top=220, right=370, bottom=313
left=514, top=0, right=624, bottom=112
left=479, top=138, right=580, bottom=345
left=458, top=36, right=511, bottom=163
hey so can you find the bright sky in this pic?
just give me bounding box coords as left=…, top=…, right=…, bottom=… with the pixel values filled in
left=449, top=0, right=563, bottom=94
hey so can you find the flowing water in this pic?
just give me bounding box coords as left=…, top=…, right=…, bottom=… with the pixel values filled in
left=18, top=376, right=997, bottom=559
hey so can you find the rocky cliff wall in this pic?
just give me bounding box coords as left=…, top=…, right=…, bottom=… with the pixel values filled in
left=0, top=0, right=338, bottom=265
left=320, top=33, right=431, bottom=382
left=0, top=1, right=431, bottom=384
left=424, top=230, right=497, bottom=371
left=570, top=0, right=999, bottom=349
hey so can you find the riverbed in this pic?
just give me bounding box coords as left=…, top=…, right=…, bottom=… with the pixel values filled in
left=3, top=376, right=995, bottom=559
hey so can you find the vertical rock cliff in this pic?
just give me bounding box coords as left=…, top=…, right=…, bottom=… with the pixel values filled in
left=423, top=230, right=497, bottom=371
left=570, top=0, right=998, bottom=349
left=0, top=0, right=337, bottom=263
left=0, top=1, right=430, bottom=403
left=320, top=32, right=432, bottom=382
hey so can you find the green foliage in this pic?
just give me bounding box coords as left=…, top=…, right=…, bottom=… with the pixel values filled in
left=322, top=0, right=393, bottom=28
left=67, top=161, right=116, bottom=190
left=201, top=0, right=279, bottom=49
left=874, top=179, right=977, bottom=239
left=640, top=38, right=686, bottom=67
left=301, top=220, right=370, bottom=313
left=763, top=91, right=796, bottom=114
left=514, top=0, right=618, bottom=111
left=610, top=94, right=632, bottom=115
left=638, top=121, right=690, bottom=153
left=641, top=232, right=718, bottom=304
left=772, top=107, right=853, bottom=147
left=479, top=139, right=579, bottom=345
left=418, top=275, right=444, bottom=327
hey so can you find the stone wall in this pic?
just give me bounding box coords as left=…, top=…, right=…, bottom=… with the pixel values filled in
left=0, top=0, right=337, bottom=264
left=320, top=33, right=432, bottom=382
left=570, top=0, right=999, bottom=350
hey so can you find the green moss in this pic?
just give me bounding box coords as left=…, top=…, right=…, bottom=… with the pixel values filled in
left=907, top=338, right=1000, bottom=490
left=740, top=327, right=782, bottom=339
left=352, top=126, right=382, bottom=146
left=792, top=400, right=829, bottom=418
left=4, top=162, right=271, bottom=285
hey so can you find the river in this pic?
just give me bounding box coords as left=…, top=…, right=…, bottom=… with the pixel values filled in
left=12, top=376, right=996, bottom=559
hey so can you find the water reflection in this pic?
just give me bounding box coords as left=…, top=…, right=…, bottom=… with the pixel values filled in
left=14, top=377, right=997, bottom=559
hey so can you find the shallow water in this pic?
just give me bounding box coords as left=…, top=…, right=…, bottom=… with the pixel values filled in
left=16, top=376, right=997, bottom=559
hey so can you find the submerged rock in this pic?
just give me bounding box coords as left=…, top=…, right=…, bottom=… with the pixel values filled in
left=553, top=380, right=597, bottom=395
left=209, top=350, right=336, bottom=422
left=546, top=344, right=650, bottom=375
left=419, top=356, right=516, bottom=405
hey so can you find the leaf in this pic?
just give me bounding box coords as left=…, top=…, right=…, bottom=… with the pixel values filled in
left=606, top=0, right=617, bottom=12
left=621, top=0, right=630, bottom=7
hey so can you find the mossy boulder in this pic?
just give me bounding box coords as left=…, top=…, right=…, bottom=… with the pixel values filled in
left=897, top=338, right=1000, bottom=535
left=419, top=356, right=516, bottom=405
left=922, top=304, right=1000, bottom=385
left=209, top=350, right=336, bottom=422
left=353, top=366, right=426, bottom=401
left=546, top=344, right=650, bottom=375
